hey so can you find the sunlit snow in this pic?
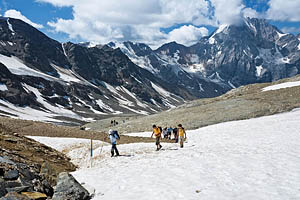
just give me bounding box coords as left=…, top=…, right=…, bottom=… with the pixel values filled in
left=256, top=65, right=263, bottom=77
left=262, top=81, right=300, bottom=91
left=0, top=83, right=8, bottom=91
left=0, top=54, right=55, bottom=80
left=31, top=109, right=300, bottom=200
left=7, top=18, right=15, bottom=35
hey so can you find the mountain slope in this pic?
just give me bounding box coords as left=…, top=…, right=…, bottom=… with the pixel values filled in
left=0, top=17, right=190, bottom=124
left=0, top=17, right=299, bottom=125
left=114, top=18, right=300, bottom=92
left=86, top=75, right=300, bottom=133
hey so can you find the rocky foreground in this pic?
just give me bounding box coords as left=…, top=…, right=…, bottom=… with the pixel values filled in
left=0, top=123, right=91, bottom=200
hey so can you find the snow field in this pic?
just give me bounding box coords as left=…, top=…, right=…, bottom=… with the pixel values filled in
left=30, top=109, right=300, bottom=200
left=262, top=80, right=300, bottom=91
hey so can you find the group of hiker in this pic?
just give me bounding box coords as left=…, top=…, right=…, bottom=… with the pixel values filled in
left=108, top=123, right=187, bottom=157
left=151, top=124, right=186, bottom=150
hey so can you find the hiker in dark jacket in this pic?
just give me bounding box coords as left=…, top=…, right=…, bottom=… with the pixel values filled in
left=109, top=129, right=120, bottom=157
left=173, top=127, right=178, bottom=143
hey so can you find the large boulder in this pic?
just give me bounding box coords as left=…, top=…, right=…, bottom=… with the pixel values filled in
left=0, top=192, right=30, bottom=200
left=52, top=172, right=90, bottom=200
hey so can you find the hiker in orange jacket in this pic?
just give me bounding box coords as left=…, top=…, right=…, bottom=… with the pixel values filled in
left=151, top=124, right=162, bottom=151
left=177, top=124, right=187, bottom=148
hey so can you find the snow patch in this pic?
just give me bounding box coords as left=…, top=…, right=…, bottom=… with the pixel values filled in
left=256, top=65, right=263, bottom=77
left=113, top=42, right=159, bottom=74
left=151, top=82, right=171, bottom=98
left=0, top=83, right=8, bottom=91
left=228, top=81, right=236, bottom=89
left=209, top=37, right=215, bottom=44
left=51, top=64, right=82, bottom=82
left=277, top=31, right=288, bottom=38
left=35, top=109, right=300, bottom=200
left=120, top=105, right=149, bottom=115
left=215, top=24, right=229, bottom=34
left=262, top=81, right=300, bottom=91
left=186, top=63, right=205, bottom=73
left=281, top=57, right=290, bottom=64
left=22, top=84, right=94, bottom=121
left=0, top=41, right=6, bottom=46
left=130, top=75, right=142, bottom=84
left=0, top=54, right=56, bottom=80
left=7, top=19, right=15, bottom=35
left=62, top=43, right=68, bottom=57
left=95, top=99, right=115, bottom=113
left=0, top=99, right=62, bottom=123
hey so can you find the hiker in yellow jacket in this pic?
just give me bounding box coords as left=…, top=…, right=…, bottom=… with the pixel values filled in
left=178, top=124, right=187, bottom=148
left=151, top=124, right=162, bottom=151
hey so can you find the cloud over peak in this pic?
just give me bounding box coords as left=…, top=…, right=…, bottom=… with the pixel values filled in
left=37, top=0, right=300, bottom=47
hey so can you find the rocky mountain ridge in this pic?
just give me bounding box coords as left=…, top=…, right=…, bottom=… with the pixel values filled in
left=0, top=17, right=299, bottom=124
left=112, top=18, right=300, bottom=92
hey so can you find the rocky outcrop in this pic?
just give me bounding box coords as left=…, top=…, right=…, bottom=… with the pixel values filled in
left=0, top=155, right=52, bottom=199
left=0, top=125, right=77, bottom=199
left=52, top=172, right=90, bottom=200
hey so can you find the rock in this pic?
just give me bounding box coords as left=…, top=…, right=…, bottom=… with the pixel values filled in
left=4, top=170, right=19, bottom=180
left=41, top=180, right=53, bottom=197
left=21, top=192, right=47, bottom=200
left=3, top=139, right=18, bottom=144
left=19, top=168, right=36, bottom=181
left=0, top=192, right=30, bottom=200
left=5, top=186, right=30, bottom=193
left=3, top=181, right=22, bottom=188
left=0, top=157, right=15, bottom=165
left=40, top=162, right=56, bottom=186
left=0, top=168, right=4, bottom=176
left=0, top=182, right=7, bottom=197
left=52, top=172, right=90, bottom=200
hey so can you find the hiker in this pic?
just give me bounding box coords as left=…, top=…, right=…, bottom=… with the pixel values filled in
left=167, top=127, right=173, bottom=139
left=151, top=125, right=162, bottom=150
left=177, top=124, right=186, bottom=148
left=173, top=127, right=178, bottom=143
left=163, top=127, right=168, bottom=139
left=109, top=129, right=120, bottom=157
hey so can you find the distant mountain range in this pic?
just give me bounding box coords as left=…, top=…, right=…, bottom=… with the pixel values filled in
left=0, top=16, right=299, bottom=125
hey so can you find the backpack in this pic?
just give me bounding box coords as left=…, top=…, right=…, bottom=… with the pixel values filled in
left=158, top=126, right=162, bottom=133
left=112, top=130, right=120, bottom=140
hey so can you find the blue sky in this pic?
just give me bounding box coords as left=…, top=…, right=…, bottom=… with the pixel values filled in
left=1, top=0, right=300, bottom=48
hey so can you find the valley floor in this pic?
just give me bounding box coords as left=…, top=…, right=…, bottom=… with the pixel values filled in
left=31, top=109, right=300, bottom=200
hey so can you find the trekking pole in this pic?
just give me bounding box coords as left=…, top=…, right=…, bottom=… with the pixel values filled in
left=90, top=138, right=93, bottom=168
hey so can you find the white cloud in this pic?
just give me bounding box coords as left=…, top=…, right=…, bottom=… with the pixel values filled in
left=166, top=25, right=208, bottom=46
left=242, top=8, right=261, bottom=19
left=210, top=0, right=244, bottom=25
left=39, top=0, right=249, bottom=46
left=266, top=0, right=300, bottom=22
left=35, top=0, right=75, bottom=7
left=4, top=9, right=44, bottom=29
